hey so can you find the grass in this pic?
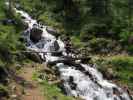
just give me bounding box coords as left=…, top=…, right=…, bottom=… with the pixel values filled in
left=108, top=56, right=133, bottom=89
left=40, top=80, right=74, bottom=100
left=32, top=72, right=75, bottom=100
left=96, top=55, right=133, bottom=91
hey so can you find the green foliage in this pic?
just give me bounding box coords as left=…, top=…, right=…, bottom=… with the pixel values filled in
left=0, top=0, right=6, bottom=19
left=119, top=31, right=133, bottom=43
left=0, top=0, right=25, bottom=64
left=109, top=56, right=133, bottom=69
left=127, top=45, right=133, bottom=54
left=71, top=36, right=84, bottom=48
left=0, top=84, right=8, bottom=97
left=88, top=38, right=118, bottom=53
left=109, top=56, right=133, bottom=89
left=41, top=81, right=74, bottom=100
left=98, top=56, right=133, bottom=90
left=16, top=0, right=133, bottom=43
left=119, top=31, right=133, bottom=53
left=32, top=72, right=75, bottom=100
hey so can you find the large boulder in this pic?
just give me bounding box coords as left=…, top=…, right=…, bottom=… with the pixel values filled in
left=46, top=27, right=59, bottom=38
left=30, top=28, right=43, bottom=43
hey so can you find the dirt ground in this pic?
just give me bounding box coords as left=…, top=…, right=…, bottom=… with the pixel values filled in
left=10, top=64, right=46, bottom=100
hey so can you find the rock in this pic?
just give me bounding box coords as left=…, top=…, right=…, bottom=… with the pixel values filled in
left=11, top=85, right=16, bottom=92
left=49, top=80, right=61, bottom=85
left=37, top=78, right=43, bottom=83
left=53, top=40, right=60, bottom=51
left=46, top=27, right=59, bottom=38
left=112, top=87, right=121, bottom=96
left=52, top=96, right=58, bottom=100
left=10, top=94, right=17, bottom=99
left=25, top=52, right=43, bottom=63
left=69, top=76, right=74, bottom=83
left=30, top=28, right=43, bottom=43
left=46, top=26, right=57, bottom=34
left=75, top=60, right=81, bottom=64
left=80, top=57, right=91, bottom=64
left=106, top=68, right=114, bottom=79
left=68, top=76, right=77, bottom=90
left=44, top=68, right=54, bottom=74
left=22, top=22, right=29, bottom=30
left=122, top=86, right=133, bottom=100
left=51, top=52, right=62, bottom=56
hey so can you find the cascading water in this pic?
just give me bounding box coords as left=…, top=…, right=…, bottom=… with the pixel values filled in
left=14, top=7, right=131, bottom=100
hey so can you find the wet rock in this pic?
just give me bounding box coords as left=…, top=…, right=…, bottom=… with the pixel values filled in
left=51, top=52, right=62, bottom=56
left=46, top=27, right=59, bottom=37
left=75, top=60, right=81, bottom=64
left=53, top=40, right=60, bottom=51
left=68, top=76, right=77, bottom=90
left=69, top=76, right=74, bottom=83
left=30, top=28, right=43, bottom=43
left=123, top=86, right=133, bottom=100
left=112, top=87, right=121, bottom=96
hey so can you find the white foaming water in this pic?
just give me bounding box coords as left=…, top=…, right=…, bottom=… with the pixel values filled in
left=14, top=8, right=131, bottom=100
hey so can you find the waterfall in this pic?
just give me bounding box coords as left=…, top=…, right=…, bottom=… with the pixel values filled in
left=14, top=8, right=131, bottom=100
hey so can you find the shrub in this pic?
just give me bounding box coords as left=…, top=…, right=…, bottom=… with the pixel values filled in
left=95, top=55, right=133, bottom=90
left=0, top=84, right=8, bottom=97
left=89, top=38, right=117, bottom=53
left=71, top=36, right=84, bottom=48
left=106, top=56, right=133, bottom=90
left=119, top=31, right=133, bottom=44
left=109, top=56, right=133, bottom=69
left=127, top=45, right=133, bottom=54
